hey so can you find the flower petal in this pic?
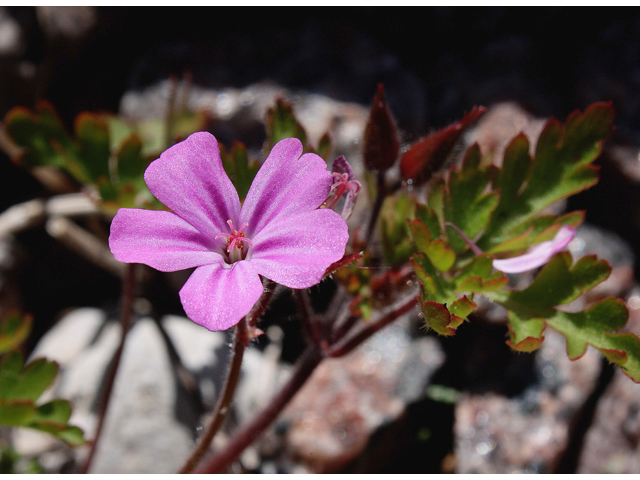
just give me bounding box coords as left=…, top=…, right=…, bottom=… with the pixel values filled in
left=240, top=138, right=332, bottom=236
left=249, top=208, right=349, bottom=288
left=179, top=261, right=264, bottom=331
left=109, top=208, right=223, bottom=272
left=493, top=226, right=576, bottom=274
left=144, top=132, right=241, bottom=239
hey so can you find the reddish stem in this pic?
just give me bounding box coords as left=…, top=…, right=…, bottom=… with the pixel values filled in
left=328, top=294, right=419, bottom=358
left=178, top=319, right=247, bottom=473
left=78, top=263, right=137, bottom=474
left=193, top=345, right=323, bottom=473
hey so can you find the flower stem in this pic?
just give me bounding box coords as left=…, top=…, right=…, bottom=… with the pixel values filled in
left=328, top=294, right=419, bottom=358
left=78, top=262, right=137, bottom=474
left=179, top=279, right=275, bottom=473
left=193, top=345, right=323, bottom=473
left=178, top=319, right=248, bottom=474
left=190, top=293, right=419, bottom=473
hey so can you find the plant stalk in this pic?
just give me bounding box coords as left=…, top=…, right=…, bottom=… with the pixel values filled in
left=78, top=263, right=137, bottom=474
left=178, top=319, right=248, bottom=473
left=193, top=345, right=323, bottom=473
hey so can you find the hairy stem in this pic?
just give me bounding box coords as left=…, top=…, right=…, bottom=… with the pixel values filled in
left=329, top=294, right=419, bottom=358
left=193, top=345, right=323, bottom=473
left=191, top=293, right=419, bottom=473
left=78, top=263, right=137, bottom=474
left=180, top=279, right=275, bottom=473
left=178, top=319, right=248, bottom=474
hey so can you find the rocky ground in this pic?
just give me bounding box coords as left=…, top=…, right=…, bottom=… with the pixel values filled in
left=2, top=6, right=640, bottom=473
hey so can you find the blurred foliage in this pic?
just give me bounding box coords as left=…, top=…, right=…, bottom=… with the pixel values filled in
left=0, top=312, right=85, bottom=446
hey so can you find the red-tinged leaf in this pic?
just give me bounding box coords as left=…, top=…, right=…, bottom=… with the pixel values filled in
left=422, top=301, right=458, bottom=336
left=449, top=295, right=476, bottom=320
left=363, top=83, right=400, bottom=172
left=323, top=252, right=364, bottom=278
left=456, top=274, right=508, bottom=293
left=400, top=106, right=486, bottom=185
left=506, top=313, right=546, bottom=353
left=74, top=112, right=111, bottom=181
left=506, top=335, right=545, bottom=353
left=598, top=347, right=627, bottom=365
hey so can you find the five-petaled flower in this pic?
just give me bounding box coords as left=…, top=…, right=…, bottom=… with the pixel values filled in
left=109, top=132, right=349, bottom=331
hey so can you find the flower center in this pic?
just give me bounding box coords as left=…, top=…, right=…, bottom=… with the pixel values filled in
left=215, top=220, right=253, bottom=263
left=330, top=172, right=361, bottom=198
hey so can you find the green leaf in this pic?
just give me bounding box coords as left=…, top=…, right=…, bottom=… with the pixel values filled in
left=220, top=141, right=260, bottom=201
left=3, top=102, right=87, bottom=181
left=449, top=295, right=476, bottom=320
left=443, top=144, right=499, bottom=254
left=33, top=399, right=72, bottom=424
left=74, top=112, right=111, bottom=181
left=546, top=298, right=640, bottom=382
left=481, top=103, right=614, bottom=249
left=0, top=400, right=36, bottom=426
left=116, top=134, right=148, bottom=183
left=411, top=252, right=455, bottom=305
left=421, top=301, right=460, bottom=336
left=380, top=194, right=416, bottom=266
left=493, top=253, right=610, bottom=317
left=0, top=352, right=58, bottom=402
left=408, top=219, right=457, bottom=272
left=0, top=312, right=32, bottom=354
left=265, top=98, right=307, bottom=152
left=506, top=311, right=546, bottom=353
left=415, top=203, right=442, bottom=240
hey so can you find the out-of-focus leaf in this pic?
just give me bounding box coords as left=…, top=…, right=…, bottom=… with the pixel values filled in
left=220, top=141, right=260, bottom=201
left=400, top=106, right=485, bottom=185
left=0, top=352, right=58, bottom=402
left=0, top=400, right=35, bottom=426
left=363, top=83, right=400, bottom=172
left=74, top=112, right=111, bottom=181
left=316, top=132, right=332, bottom=162
left=3, top=101, right=87, bottom=182
left=0, top=312, right=32, bottom=354
left=265, top=98, right=307, bottom=152
left=380, top=194, right=415, bottom=266
left=116, top=134, right=147, bottom=183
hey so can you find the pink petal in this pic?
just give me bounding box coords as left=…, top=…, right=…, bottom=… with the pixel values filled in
left=240, top=138, right=332, bottom=236
left=249, top=208, right=349, bottom=288
left=109, top=208, right=223, bottom=272
left=144, top=132, right=241, bottom=240
left=179, top=261, right=265, bottom=331
left=493, top=226, right=576, bottom=274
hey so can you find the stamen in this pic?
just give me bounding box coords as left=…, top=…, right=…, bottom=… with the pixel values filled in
left=215, top=220, right=253, bottom=256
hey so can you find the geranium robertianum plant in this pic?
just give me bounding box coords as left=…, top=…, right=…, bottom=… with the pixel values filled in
left=2, top=85, right=640, bottom=474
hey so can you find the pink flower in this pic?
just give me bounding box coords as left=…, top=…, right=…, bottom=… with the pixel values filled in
left=109, top=132, right=349, bottom=331
left=492, top=226, right=576, bottom=274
